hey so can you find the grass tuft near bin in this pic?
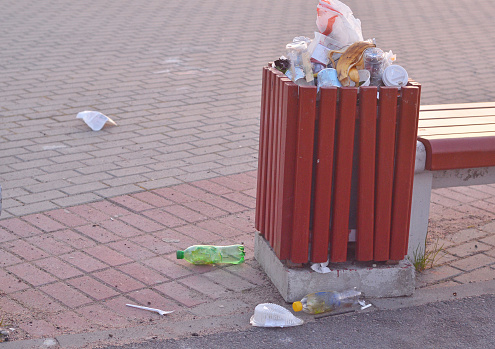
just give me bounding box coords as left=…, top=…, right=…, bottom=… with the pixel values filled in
left=410, top=238, right=445, bottom=272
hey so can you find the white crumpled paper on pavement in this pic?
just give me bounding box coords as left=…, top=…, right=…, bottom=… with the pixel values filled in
left=77, top=111, right=117, bottom=131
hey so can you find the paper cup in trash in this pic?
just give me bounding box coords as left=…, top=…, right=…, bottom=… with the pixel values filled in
left=383, top=65, right=409, bottom=87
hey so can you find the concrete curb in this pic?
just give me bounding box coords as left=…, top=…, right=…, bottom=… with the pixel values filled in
left=254, top=233, right=415, bottom=302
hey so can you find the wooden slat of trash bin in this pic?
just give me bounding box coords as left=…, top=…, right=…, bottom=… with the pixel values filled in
left=355, top=87, right=378, bottom=261
left=255, top=67, right=269, bottom=233
left=290, top=85, right=317, bottom=264
left=329, top=87, right=358, bottom=263
left=273, top=80, right=299, bottom=259
left=311, top=87, right=338, bottom=263
left=389, top=86, right=421, bottom=260
left=373, top=87, right=398, bottom=261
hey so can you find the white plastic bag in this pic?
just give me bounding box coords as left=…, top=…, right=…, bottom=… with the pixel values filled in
left=316, top=0, right=363, bottom=47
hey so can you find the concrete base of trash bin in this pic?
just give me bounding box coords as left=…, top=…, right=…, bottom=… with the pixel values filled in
left=254, top=233, right=415, bottom=303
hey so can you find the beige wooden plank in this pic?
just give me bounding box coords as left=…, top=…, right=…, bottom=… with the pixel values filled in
left=419, top=116, right=495, bottom=127
left=420, top=102, right=495, bottom=111
left=418, top=124, right=495, bottom=138
left=419, top=108, right=495, bottom=120
left=418, top=132, right=495, bottom=139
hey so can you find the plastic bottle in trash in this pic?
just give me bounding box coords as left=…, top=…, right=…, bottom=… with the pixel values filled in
left=363, top=47, right=385, bottom=86
left=292, top=289, right=364, bottom=314
left=176, top=245, right=245, bottom=265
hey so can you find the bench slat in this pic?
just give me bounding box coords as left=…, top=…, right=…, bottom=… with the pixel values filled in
left=419, top=102, right=495, bottom=171
left=420, top=109, right=495, bottom=120
left=420, top=102, right=495, bottom=111
left=419, top=126, right=495, bottom=137
left=419, top=116, right=495, bottom=128
left=419, top=103, right=495, bottom=138
left=417, top=131, right=495, bottom=139
left=419, top=136, right=495, bottom=171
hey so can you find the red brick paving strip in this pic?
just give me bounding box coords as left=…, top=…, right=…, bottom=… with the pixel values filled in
left=85, top=245, right=134, bottom=266
left=0, top=227, right=17, bottom=242
left=91, top=269, right=146, bottom=293
left=6, top=263, right=57, bottom=286
left=60, top=251, right=108, bottom=273
left=45, top=209, right=89, bottom=227
left=154, top=281, right=207, bottom=308
left=25, top=235, right=74, bottom=255
left=34, top=257, right=84, bottom=279
left=117, top=262, right=169, bottom=285
left=0, top=172, right=493, bottom=343
left=22, top=213, right=65, bottom=232
left=67, top=276, right=120, bottom=300
left=0, top=250, right=23, bottom=267
left=0, top=218, right=43, bottom=238
left=50, top=229, right=97, bottom=249
left=40, top=282, right=93, bottom=308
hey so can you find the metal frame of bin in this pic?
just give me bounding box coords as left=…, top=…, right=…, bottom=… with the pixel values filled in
left=255, top=66, right=421, bottom=264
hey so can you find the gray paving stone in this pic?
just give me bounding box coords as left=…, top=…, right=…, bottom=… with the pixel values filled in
left=95, top=184, right=143, bottom=198
left=0, top=0, right=494, bottom=218
left=51, top=193, right=103, bottom=207
left=60, top=182, right=108, bottom=196
left=137, top=178, right=183, bottom=190
left=5, top=202, right=60, bottom=217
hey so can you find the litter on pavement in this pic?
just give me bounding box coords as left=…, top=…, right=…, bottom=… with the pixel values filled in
left=77, top=111, right=117, bottom=131
left=125, top=304, right=174, bottom=316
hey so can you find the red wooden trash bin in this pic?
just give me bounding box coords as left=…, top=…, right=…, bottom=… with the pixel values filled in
left=255, top=66, right=421, bottom=264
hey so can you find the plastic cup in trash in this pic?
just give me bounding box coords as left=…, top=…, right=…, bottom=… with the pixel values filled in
left=359, top=70, right=370, bottom=86
left=317, top=68, right=342, bottom=89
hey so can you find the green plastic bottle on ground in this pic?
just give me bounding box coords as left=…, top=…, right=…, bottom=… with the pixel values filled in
left=292, top=289, right=363, bottom=314
left=176, top=245, right=245, bottom=265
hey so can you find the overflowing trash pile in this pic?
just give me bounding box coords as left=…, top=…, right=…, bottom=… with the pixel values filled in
left=250, top=289, right=372, bottom=328
left=273, top=0, right=408, bottom=90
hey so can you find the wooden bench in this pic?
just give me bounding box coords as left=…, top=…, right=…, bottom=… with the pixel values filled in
left=408, top=102, right=495, bottom=257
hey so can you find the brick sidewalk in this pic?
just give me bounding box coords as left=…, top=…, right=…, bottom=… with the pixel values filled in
left=1, top=0, right=495, bottom=217
left=1, top=0, right=495, bottom=346
left=418, top=185, right=495, bottom=288
left=0, top=172, right=494, bottom=343
left=0, top=172, right=283, bottom=342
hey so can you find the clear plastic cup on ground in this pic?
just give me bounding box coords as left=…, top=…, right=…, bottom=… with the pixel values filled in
left=250, top=303, right=303, bottom=327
